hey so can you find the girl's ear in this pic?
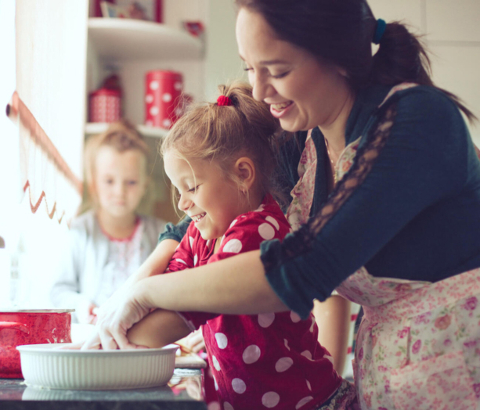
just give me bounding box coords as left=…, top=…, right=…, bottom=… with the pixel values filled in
left=234, top=156, right=256, bottom=192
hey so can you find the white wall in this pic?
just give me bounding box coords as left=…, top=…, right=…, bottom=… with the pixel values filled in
left=368, top=0, right=480, bottom=144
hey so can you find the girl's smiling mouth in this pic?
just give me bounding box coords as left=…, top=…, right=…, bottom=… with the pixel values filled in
left=191, top=213, right=206, bottom=223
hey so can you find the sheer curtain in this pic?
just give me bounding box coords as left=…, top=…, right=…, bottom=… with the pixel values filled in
left=8, top=0, right=88, bottom=224
left=1, top=0, right=88, bottom=308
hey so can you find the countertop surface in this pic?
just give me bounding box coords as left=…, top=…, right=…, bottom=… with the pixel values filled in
left=0, top=369, right=207, bottom=410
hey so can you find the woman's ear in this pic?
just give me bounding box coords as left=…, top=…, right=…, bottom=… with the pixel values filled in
left=234, top=156, right=256, bottom=192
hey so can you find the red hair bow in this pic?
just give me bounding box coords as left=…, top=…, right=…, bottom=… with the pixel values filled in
left=217, top=95, right=233, bottom=106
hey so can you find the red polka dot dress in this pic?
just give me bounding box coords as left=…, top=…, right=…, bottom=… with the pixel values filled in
left=168, top=194, right=342, bottom=410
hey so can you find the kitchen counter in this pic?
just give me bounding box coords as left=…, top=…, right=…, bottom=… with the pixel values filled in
left=0, top=369, right=207, bottom=410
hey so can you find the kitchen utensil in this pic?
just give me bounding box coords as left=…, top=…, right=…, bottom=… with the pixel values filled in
left=17, top=343, right=179, bottom=390
left=145, top=70, right=183, bottom=129
left=0, top=309, right=73, bottom=378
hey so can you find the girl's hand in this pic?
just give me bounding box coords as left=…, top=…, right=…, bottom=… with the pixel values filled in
left=81, top=284, right=151, bottom=350
left=184, top=329, right=205, bottom=353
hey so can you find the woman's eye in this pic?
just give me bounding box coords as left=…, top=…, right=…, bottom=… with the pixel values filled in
left=271, top=71, right=289, bottom=79
left=188, top=185, right=199, bottom=193
left=243, top=66, right=253, bottom=73
left=128, top=180, right=138, bottom=186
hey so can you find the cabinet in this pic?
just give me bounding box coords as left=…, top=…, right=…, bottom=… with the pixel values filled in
left=85, top=15, right=206, bottom=221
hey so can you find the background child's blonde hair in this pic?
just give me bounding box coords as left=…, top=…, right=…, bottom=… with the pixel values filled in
left=83, top=120, right=150, bottom=212
left=160, top=81, right=282, bottom=202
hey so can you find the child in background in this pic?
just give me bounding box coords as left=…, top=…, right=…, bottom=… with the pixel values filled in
left=127, top=83, right=358, bottom=410
left=50, top=120, right=166, bottom=324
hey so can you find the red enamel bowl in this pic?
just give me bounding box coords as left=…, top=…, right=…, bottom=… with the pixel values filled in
left=0, top=309, right=73, bottom=378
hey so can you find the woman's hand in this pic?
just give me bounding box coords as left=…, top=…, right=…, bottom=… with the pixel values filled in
left=81, top=284, right=151, bottom=350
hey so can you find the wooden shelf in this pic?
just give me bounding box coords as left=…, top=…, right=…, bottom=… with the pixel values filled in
left=88, top=18, right=203, bottom=61
left=85, top=122, right=168, bottom=139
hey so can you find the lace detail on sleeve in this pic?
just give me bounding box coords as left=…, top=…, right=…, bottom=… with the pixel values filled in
left=265, top=104, right=398, bottom=269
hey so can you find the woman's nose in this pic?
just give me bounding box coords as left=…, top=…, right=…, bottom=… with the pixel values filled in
left=251, top=73, right=274, bottom=102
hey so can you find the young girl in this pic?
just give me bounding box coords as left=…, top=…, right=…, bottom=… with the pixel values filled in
left=50, top=120, right=166, bottom=324
left=127, top=82, right=358, bottom=410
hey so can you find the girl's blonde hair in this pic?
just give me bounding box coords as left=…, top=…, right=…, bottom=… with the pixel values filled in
left=83, top=120, right=149, bottom=211
left=160, top=81, right=282, bottom=202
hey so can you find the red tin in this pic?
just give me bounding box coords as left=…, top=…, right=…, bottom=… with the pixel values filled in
left=0, top=309, right=73, bottom=378
left=145, top=70, right=184, bottom=129
left=89, top=88, right=121, bottom=123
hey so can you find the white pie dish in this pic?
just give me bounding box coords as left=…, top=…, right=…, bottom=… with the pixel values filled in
left=17, top=343, right=179, bottom=390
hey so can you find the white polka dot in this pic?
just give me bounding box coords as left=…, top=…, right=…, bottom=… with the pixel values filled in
left=145, top=94, right=154, bottom=103
left=176, top=259, right=187, bottom=265
left=284, top=339, right=290, bottom=351
left=215, top=333, right=228, bottom=349
left=306, top=379, right=312, bottom=391
left=230, top=219, right=237, bottom=228
left=275, top=357, right=293, bottom=372
left=213, top=375, right=218, bottom=390
left=232, top=378, right=246, bottom=394
left=149, top=106, right=159, bottom=116
left=262, top=392, right=280, bottom=408
left=189, top=236, right=194, bottom=249
left=162, top=118, right=172, bottom=128
left=242, top=345, right=261, bottom=364
left=149, top=80, right=159, bottom=90
left=296, top=397, right=313, bottom=409
left=301, top=350, right=313, bottom=360
left=174, top=81, right=183, bottom=90
left=258, top=312, right=275, bottom=328
left=254, top=205, right=265, bottom=212
left=258, top=223, right=275, bottom=240
left=290, top=311, right=301, bottom=323
left=325, top=354, right=334, bottom=364
left=224, top=402, right=234, bottom=410
left=208, top=402, right=221, bottom=410
left=212, top=355, right=221, bottom=371
left=162, top=93, right=172, bottom=102
left=223, top=239, right=242, bottom=253
left=265, top=216, right=280, bottom=230
left=194, top=254, right=198, bottom=266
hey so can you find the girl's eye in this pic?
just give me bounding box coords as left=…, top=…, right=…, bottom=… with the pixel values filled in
left=188, top=185, right=199, bottom=193
left=243, top=66, right=253, bottom=73
left=128, top=180, right=138, bottom=186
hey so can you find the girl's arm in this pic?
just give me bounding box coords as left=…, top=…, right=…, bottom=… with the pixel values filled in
left=127, top=309, right=191, bottom=349
left=312, top=297, right=351, bottom=376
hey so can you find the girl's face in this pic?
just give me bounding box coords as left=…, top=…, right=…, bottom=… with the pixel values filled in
left=164, top=152, right=246, bottom=241
left=236, top=8, right=352, bottom=132
left=94, top=146, right=147, bottom=219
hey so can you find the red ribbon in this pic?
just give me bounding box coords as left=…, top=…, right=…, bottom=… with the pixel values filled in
left=217, top=95, right=233, bottom=106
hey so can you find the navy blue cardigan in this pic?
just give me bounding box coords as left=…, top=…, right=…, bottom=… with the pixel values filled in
left=159, top=84, right=480, bottom=318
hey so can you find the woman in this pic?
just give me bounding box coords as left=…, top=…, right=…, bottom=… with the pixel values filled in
left=85, top=1, right=480, bottom=408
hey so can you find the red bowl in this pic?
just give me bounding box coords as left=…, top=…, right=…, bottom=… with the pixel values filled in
left=0, top=309, right=73, bottom=378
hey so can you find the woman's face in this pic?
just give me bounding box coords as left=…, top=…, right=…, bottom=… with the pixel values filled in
left=236, top=8, right=352, bottom=132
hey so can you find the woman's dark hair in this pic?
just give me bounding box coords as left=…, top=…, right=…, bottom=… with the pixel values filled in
left=235, top=0, right=476, bottom=122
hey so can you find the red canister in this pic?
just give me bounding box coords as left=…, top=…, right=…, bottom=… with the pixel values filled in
left=89, top=88, right=121, bottom=123
left=0, top=309, right=73, bottom=378
left=145, top=70, right=184, bottom=129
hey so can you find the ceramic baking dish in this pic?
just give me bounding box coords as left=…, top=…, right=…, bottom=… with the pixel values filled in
left=17, top=343, right=179, bottom=390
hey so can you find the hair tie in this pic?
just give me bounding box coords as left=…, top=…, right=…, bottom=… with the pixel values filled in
left=373, top=18, right=386, bottom=44
left=217, top=95, right=233, bottom=106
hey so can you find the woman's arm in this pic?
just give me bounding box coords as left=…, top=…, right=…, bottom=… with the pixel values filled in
left=136, top=250, right=288, bottom=315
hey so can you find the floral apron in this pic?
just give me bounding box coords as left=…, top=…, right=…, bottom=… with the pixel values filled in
left=332, top=83, right=480, bottom=409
